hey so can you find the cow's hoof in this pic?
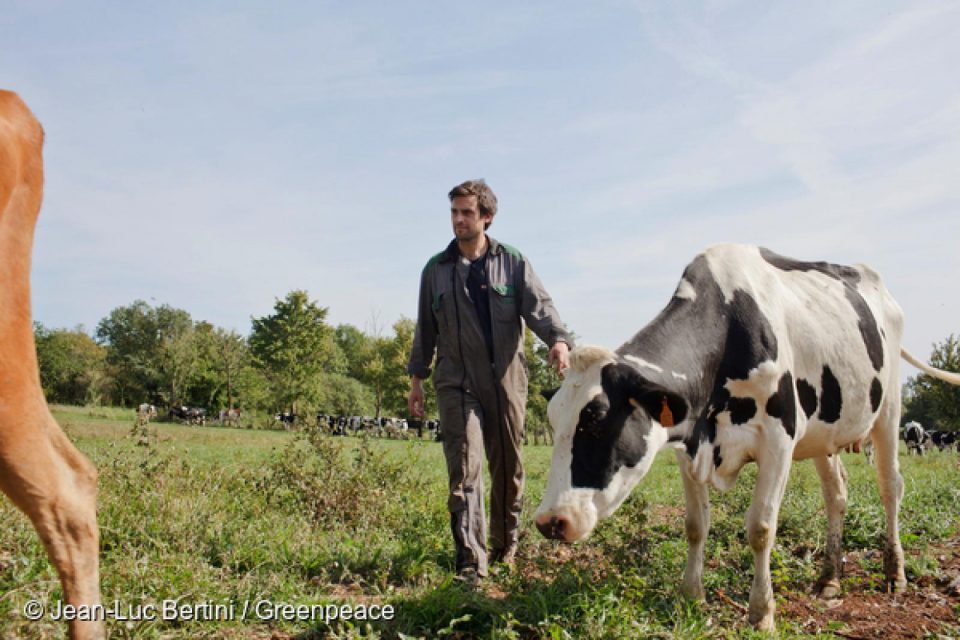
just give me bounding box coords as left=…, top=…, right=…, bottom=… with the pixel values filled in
left=748, top=600, right=776, bottom=634
left=749, top=611, right=776, bottom=634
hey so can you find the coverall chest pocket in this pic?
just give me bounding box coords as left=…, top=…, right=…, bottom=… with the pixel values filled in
left=490, top=283, right=519, bottom=324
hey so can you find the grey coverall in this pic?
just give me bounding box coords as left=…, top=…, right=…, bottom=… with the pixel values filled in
left=407, top=236, right=574, bottom=576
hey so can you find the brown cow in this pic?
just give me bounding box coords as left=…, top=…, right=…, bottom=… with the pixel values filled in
left=0, top=90, right=104, bottom=639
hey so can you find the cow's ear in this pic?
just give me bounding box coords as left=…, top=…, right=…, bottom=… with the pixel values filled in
left=608, top=362, right=688, bottom=427
left=541, top=387, right=559, bottom=401
left=629, top=386, right=688, bottom=427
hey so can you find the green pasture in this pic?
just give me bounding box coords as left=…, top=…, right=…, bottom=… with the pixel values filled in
left=1, top=405, right=958, bottom=638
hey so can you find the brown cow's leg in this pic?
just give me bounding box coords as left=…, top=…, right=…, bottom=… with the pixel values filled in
left=0, top=407, right=104, bottom=640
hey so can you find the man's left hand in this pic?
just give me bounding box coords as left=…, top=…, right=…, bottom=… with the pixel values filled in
left=548, top=341, right=570, bottom=374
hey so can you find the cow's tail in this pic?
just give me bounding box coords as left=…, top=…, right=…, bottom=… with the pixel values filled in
left=900, top=348, right=960, bottom=385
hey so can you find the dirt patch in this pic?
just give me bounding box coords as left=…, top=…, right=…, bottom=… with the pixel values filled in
left=777, top=539, right=960, bottom=639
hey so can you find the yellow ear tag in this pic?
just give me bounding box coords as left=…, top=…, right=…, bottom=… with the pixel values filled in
left=659, top=397, right=675, bottom=427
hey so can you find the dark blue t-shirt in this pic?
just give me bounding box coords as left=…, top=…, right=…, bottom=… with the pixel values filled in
left=466, top=252, right=495, bottom=362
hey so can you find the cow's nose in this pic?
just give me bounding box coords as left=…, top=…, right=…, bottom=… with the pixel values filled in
left=536, top=515, right=568, bottom=540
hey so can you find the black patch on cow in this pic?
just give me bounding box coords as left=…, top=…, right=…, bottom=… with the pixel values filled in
left=759, top=247, right=862, bottom=283
left=727, top=397, right=757, bottom=425
left=760, top=247, right=884, bottom=372
left=570, top=363, right=688, bottom=490
left=616, top=255, right=728, bottom=461
left=870, top=378, right=883, bottom=413
left=843, top=285, right=884, bottom=371
left=818, top=366, right=843, bottom=423
left=796, top=378, right=818, bottom=419
left=722, top=290, right=779, bottom=380
left=685, top=289, right=778, bottom=458
left=713, top=446, right=723, bottom=468
left=765, top=372, right=797, bottom=438
left=615, top=253, right=779, bottom=463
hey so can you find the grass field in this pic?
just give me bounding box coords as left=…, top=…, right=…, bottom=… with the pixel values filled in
left=1, top=405, right=958, bottom=639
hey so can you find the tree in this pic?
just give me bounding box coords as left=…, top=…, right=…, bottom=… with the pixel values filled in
left=159, top=322, right=198, bottom=408
left=213, top=327, right=248, bottom=411
left=249, top=290, right=341, bottom=414
left=381, top=317, right=421, bottom=417
left=524, top=328, right=563, bottom=445
left=317, top=373, right=374, bottom=416
left=903, top=334, right=960, bottom=430
left=95, top=301, right=193, bottom=407
left=34, top=323, right=109, bottom=405
left=334, top=323, right=370, bottom=381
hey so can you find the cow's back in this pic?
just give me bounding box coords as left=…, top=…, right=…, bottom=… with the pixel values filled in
left=701, top=244, right=903, bottom=459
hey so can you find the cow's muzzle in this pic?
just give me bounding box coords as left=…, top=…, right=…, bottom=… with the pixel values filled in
left=536, top=514, right=570, bottom=541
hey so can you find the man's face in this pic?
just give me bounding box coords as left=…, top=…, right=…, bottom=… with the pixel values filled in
left=451, top=195, right=491, bottom=242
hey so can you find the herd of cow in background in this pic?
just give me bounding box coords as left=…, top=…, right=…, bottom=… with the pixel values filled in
left=137, top=403, right=444, bottom=439
left=137, top=401, right=960, bottom=452
left=902, top=420, right=959, bottom=454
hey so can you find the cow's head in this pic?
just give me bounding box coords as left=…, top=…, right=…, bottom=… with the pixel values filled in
left=535, top=345, right=688, bottom=542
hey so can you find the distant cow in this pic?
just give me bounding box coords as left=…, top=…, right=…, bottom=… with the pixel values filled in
left=170, top=405, right=206, bottom=426
left=274, top=412, right=297, bottom=429
left=903, top=421, right=929, bottom=455
left=0, top=90, right=104, bottom=639
left=218, top=408, right=241, bottom=427
left=535, top=244, right=960, bottom=631
left=137, top=403, right=157, bottom=423
left=928, top=429, right=958, bottom=452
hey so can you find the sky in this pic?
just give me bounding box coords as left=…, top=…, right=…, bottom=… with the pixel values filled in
left=2, top=1, right=958, bottom=377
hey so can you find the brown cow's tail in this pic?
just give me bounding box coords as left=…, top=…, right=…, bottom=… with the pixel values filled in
left=900, top=348, right=960, bottom=385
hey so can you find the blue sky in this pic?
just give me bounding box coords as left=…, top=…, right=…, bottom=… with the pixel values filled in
left=3, top=1, right=958, bottom=371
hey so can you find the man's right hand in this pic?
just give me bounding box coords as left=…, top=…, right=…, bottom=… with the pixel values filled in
left=408, top=376, right=425, bottom=418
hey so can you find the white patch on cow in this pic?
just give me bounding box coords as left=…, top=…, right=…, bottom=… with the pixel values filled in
left=594, top=423, right=669, bottom=519
left=624, top=354, right=663, bottom=374
left=540, top=352, right=609, bottom=536
left=691, top=442, right=715, bottom=485
left=725, top=361, right=779, bottom=400
left=674, top=278, right=697, bottom=300
left=672, top=371, right=688, bottom=381
left=569, top=344, right=618, bottom=373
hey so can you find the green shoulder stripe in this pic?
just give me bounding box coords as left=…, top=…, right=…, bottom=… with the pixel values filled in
left=424, top=251, right=445, bottom=271
left=499, top=243, right=523, bottom=260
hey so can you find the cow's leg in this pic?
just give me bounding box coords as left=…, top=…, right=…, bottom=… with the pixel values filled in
left=676, top=451, right=710, bottom=600
left=0, top=409, right=103, bottom=640
left=870, top=401, right=907, bottom=593
left=813, top=454, right=848, bottom=598
left=745, top=441, right=792, bottom=632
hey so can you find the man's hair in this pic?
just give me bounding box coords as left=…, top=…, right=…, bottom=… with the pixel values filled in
left=449, top=179, right=498, bottom=229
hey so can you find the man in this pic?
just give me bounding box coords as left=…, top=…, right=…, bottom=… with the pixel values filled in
left=407, top=179, right=574, bottom=584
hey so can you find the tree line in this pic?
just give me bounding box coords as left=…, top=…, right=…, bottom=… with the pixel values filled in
left=34, top=291, right=957, bottom=434
left=34, top=290, right=563, bottom=438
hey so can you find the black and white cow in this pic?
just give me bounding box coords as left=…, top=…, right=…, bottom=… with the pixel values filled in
left=928, top=429, right=958, bottom=452
left=535, top=244, right=960, bottom=631
left=902, top=421, right=929, bottom=455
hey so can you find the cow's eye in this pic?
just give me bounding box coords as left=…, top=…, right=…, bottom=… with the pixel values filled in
left=577, top=403, right=608, bottom=437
